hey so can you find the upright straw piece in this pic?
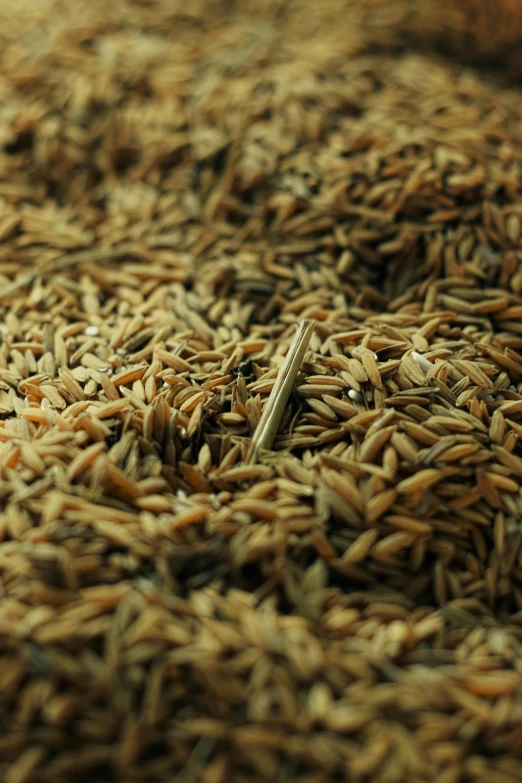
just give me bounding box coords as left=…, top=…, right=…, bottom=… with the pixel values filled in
left=247, top=318, right=315, bottom=464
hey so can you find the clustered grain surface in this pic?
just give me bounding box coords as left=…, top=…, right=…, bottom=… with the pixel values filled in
left=2, top=1, right=522, bottom=782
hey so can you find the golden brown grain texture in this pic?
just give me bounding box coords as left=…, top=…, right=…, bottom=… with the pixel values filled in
left=1, top=0, right=522, bottom=781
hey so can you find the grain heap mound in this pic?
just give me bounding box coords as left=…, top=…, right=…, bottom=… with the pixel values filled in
left=1, top=1, right=522, bottom=781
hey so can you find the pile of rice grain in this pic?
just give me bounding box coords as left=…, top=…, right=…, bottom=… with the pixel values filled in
left=1, top=1, right=522, bottom=781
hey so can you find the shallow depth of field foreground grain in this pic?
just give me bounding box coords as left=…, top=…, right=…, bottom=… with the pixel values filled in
left=3, top=0, right=522, bottom=781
